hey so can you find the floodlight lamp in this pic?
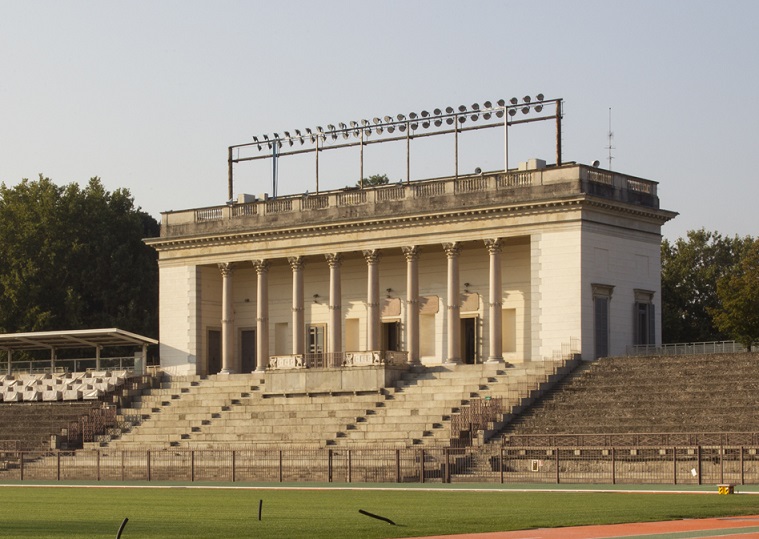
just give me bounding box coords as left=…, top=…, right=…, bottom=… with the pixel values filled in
left=327, top=124, right=335, bottom=131
left=495, top=110, right=504, bottom=118
left=361, top=119, right=370, bottom=126
left=471, top=103, right=479, bottom=110
left=316, top=126, right=324, bottom=134
left=263, top=134, right=270, bottom=140
left=384, top=115, right=392, bottom=123
left=339, top=122, right=347, bottom=130
left=399, top=124, right=407, bottom=132
left=498, top=99, right=506, bottom=107
left=373, top=117, right=381, bottom=124
left=483, top=112, right=492, bottom=120
left=534, top=104, right=543, bottom=113
left=273, top=132, right=280, bottom=140
left=283, top=131, right=291, bottom=138
left=409, top=112, right=418, bottom=119
left=470, top=113, right=479, bottom=121
left=523, top=96, right=531, bottom=103
left=509, top=109, right=517, bottom=117
left=410, top=121, right=418, bottom=130
left=421, top=110, right=430, bottom=117
left=536, top=93, right=545, bottom=101
left=375, top=126, right=383, bottom=135
left=433, top=108, right=442, bottom=115
left=446, top=117, right=454, bottom=125
left=397, top=114, right=405, bottom=121
left=458, top=105, right=467, bottom=112
left=422, top=120, right=430, bottom=128
left=483, top=101, right=492, bottom=109
left=387, top=125, right=395, bottom=133
left=350, top=121, right=358, bottom=128
left=521, top=106, right=530, bottom=114
left=445, top=106, right=454, bottom=114
left=434, top=119, right=442, bottom=127
left=342, top=131, right=349, bottom=139
left=509, top=97, right=518, bottom=105
left=458, top=115, right=466, bottom=123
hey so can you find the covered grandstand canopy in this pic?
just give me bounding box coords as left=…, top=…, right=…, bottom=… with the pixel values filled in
left=0, top=328, right=158, bottom=375
left=0, top=328, right=157, bottom=351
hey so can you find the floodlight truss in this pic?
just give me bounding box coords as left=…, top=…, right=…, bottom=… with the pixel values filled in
left=228, top=95, right=562, bottom=198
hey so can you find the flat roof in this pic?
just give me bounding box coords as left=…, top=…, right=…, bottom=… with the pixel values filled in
left=0, top=328, right=158, bottom=352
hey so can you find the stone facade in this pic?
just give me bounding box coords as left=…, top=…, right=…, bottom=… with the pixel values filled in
left=146, top=163, right=676, bottom=376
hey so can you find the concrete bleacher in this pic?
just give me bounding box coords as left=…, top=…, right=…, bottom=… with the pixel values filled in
left=0, top=372, right=157, bottom=451
left=90, top=359, right=575, bottom=451
left=501, top=352, right=759, bottom=438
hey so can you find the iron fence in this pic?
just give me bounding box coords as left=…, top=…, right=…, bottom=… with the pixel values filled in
left=627, top=341, right=754, bottom=356
left=2, top=445, right=759, bottom=485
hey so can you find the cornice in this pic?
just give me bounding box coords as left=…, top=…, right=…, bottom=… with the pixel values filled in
left=146, top=195, right=676, bottom=252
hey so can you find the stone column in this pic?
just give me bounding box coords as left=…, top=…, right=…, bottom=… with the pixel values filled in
left=325, top=253, right=343, bottom=365
left=402, top=246, right=421, bottom=365
left=253, top=260, right=270, bottom=372
left=443, top=243, right=462, bottom=364
left=288, top=256, right=305, bottom=356
left=363, top=250, right=381, bottom=352
left=485, top=239, right=504, bottom=363
left=218, top=262, right=235, bottom=374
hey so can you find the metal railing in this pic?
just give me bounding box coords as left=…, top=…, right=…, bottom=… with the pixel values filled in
left=2, top=444, right=758, bottom=485
left=1, top=356, right=138, bottom=375
left=627, top=341, right=753, bottom=356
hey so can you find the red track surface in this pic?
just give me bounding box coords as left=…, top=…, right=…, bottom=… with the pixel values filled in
left=410, top=515, right=759, bottom=538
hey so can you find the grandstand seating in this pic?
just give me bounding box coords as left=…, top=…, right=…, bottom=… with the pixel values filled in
left=89, top=359, right=575, bottom=451
left=501, top=353, right=759, bottom=438
left=0, top=371, right=129, bottom=402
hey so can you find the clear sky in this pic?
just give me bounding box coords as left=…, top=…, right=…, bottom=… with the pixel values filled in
left=1, top=0, right=757, bottom=241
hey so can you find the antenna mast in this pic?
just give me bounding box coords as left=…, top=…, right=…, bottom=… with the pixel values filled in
left=605, top=107, right=615, bottom=170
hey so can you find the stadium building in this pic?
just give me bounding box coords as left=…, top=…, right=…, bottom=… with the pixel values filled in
left=146, top=97, right=677, bottom=386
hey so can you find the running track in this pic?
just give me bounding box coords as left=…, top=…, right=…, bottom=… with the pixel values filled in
left=412, top=515, right=759, bottom=538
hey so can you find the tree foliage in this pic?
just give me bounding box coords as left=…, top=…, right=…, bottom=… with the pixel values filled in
left=357, top=174, right=391, bottom=188
left=0, top=176, right=159, bottom=337
left=661, top=229, right=750, bottom=343
left=711, top=239, right=759, bottom=349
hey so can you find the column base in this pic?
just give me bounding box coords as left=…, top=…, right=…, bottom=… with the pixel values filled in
left=485, top=357, right=505, bottom=364
left=218, top=369, right=235, bottom=375
left=444, top=358, right=462, bottom=365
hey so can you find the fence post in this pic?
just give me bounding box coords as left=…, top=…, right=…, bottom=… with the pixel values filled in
left=232, top=450, right=236, bottom=483
left=147, top=450, right=151, bottom=482
left=697, top=446, right=702, bottom=485
left=97, top=450, right=101, bottom=482
left=611, top=447, right=615, bottom=485
left=19, top=452, right=24, bottom=481
left=555, top=448, right=560, bottom=484
left=347, top=449, right=352, bottom=484
left=191, top=450, right=195, bottom=482
left=278, top=450, right=283, bottom=483
left=499, top=447, right=504, bottom=484
left=740, top=447, right=745, bottom=485
left=328, top=449, right=333, bottom=483
left=672, top=446, right=677, bottom=485
left=420, top=449, right=425, bottom=484
left=444, top=448, right=450, bottom=484
left=396, top=449, right=401, bottom=483
left=57, top=451, right=61, bottom=481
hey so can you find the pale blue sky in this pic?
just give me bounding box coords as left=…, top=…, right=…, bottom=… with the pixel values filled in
left=1, top=0, right=757, bottom=240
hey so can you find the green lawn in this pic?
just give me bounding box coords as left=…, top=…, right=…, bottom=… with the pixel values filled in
left=1, top=485, right=759, bottom=538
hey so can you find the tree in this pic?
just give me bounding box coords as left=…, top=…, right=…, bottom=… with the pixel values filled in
left=356, top=174, right=391, bottom=188
left=711, top=239, right=759, bottom=349
left=0, top=176, right=159, bottom=337
left=661, top=229, right=750, bottom=343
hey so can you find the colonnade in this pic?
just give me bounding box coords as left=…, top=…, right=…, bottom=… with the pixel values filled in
left=216, top=239, right=505, bottom=374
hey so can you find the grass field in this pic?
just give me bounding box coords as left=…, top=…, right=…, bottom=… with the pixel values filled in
left=2, top=484, right=759, bottom=538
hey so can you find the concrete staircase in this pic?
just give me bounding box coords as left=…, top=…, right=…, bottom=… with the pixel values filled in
left=90, top=359, right=576, bottom=451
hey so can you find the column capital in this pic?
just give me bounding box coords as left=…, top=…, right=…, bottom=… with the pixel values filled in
left=252, top=260, right=270, bottom=274
left=442, top=242, right=462, bottom=258
left=402, top=245, right=421, bottom=261
left=218, top=262, right=234, bottom=277
left=325, top=252, right=343, bottom=267
left=484, top=238, right=502, bottom=254
left=362, top=249, right=382, bottom=264
left=288, top=256, right=305, bottom=271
